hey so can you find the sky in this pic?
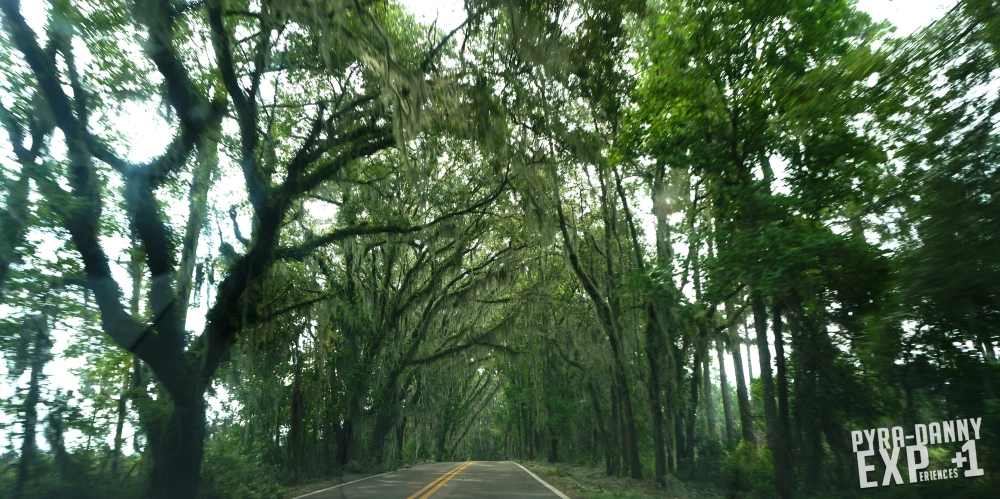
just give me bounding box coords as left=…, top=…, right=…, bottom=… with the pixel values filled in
left=0, top=0, right=958, bottom=454
left=395, top=0, right=959, bottom=37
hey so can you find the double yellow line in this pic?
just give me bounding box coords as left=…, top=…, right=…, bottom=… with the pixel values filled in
left=406, top=461, right=475, bottom=499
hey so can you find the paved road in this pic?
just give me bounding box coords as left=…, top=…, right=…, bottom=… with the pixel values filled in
left=293, top=461, right=569, bottom=499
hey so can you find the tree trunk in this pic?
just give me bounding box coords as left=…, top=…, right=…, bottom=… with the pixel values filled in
left=686, top=340, right=702, bottom=474
left=146, top=391, right=207, bottom=499
left=611, top=340, right=642, bottom=478
left=288, top=354, right=304, bottom=480
left=586, top=379, right=616, bottom=476
left=774, top=304, right=791, bottom=452
left=115, top=250, right=142, bottom=477
left=704, top=352, right=717, bottom=440
left=46, top=392, right=69, bottom=480
left=397, top=417, right=406, bottom=463
left=555, top=199, right=641, bottom=478
left=674, top=406, right=685, bottom=472
left=14, top=317, right=47, bottom=499
left=337, top=419, right=353, bottom=467
left=644, top=308, right=668, bottom=484
left=609, top=384, right=622, bottom=476
left=112, top=371, right=129, bottom=477
left=752, top=293, right=792, bottom=499
left=727, top=301, right=755, bottom=446
left=132, top=359, right=145, bottom=457
left=434, top=420, right=449, bottom=462
left=717, top=338, right=736, bottom=448
left=665, top=399, right=677, bottom=473
left=547, top=432, right=558, bottom=464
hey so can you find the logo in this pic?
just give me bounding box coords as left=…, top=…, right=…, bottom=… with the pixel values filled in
left=852, top=418, right=985, bottom=488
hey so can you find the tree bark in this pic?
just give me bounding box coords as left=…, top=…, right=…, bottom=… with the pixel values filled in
left=704, top=351, right=717, bottom=440
left=112, top=372, right=129, bottom=477
left=586, top=379, right=616, bottom=476
left=0, top=164, right=31, bottom=301
left=774, top=304, right=791, bottom=450
left=146, top=390, right=207, bottom=499
left=288, top=351, right=304, bottom=480
left=717, top=338, right=736, bottom=448
left=14, top=316, right=48, bottom=499
left=601, top=385, right=616, bottom=473
left=555, top=199, right=641, bottom=478
left=752, top=293, right=792, bottom=499
left=547, top=432, right=558, bottom=464
left=685, top=340, right=703, bottom=475
left=337, top=419, right=353, bottom=467
left=644, top=309, right=668, bottom=484
left=726, top=301, right=755, bottom=445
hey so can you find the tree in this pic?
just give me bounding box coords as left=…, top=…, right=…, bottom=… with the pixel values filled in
left=0, top=0, right=481, bottom=496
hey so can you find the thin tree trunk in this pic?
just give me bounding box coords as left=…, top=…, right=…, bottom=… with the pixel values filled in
left=609, top=384, right=623, bottom=476
left=619, top=160, right=671, bottom=484
left=686, top=342, right=703, bottom=474
left=547, top=430, right=558, bottom=464
left=14, top=316, right=47, bottom=499
left=397, top=417, right=406, bottom=463
left=717, top=338, right=736, bottom=448
left=46, top=391, right=68, bottom=480
left=124, top=248, right=142, bottom=467
left=752, top=293, right=792, bottom=499
left=704, top=353, right=717, bottom=440
left=665, top=391, right=677, bottom=473
left=674, top=405, right=685, bottom=471
left=288, top=351, right=304, bottom=480
left=555, top=199, right=641, bottom=478
left=586, top=379, right=615, bottom=476
left=774, top=304, right=791, bottom=447
left=645, top=311, right=668, bottom=484
left=112, top=372, right=129, bottom=476
left=524, top=402, right=534, bottom=461
left=132, top=359, right=144, bottom=456
left=176, top=137, right=217, bottom=319
left=727, top=301, right=755, bottom=445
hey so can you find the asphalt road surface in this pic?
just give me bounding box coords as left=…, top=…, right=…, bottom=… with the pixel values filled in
left=293, top=461, right=570, bottom=499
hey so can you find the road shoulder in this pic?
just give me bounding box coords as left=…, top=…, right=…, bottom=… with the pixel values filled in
left=285, top=463, right=437, bottom=499
left=517, top=461, right=716, bottom=499
left=512, top=461, right=571, bottom=498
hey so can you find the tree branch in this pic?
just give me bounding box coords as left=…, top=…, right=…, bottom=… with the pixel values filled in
left=276, top=174, right=508, bottom=261
left=208, top=0, right=269, bottom=215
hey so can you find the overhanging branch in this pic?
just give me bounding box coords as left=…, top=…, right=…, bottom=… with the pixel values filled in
left=276, top=175, right=509, bottom=261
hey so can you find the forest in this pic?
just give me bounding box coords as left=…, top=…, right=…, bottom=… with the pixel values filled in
left=0, top=0, right=998, bottom=498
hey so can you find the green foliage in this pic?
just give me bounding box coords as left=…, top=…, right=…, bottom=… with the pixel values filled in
left=199, top=450, right=283, bottom=499
left=726, top=442, right=773, bottom=496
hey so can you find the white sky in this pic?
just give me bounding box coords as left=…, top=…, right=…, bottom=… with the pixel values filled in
left=857, top=0, right=957, bottom=36
left=1, top=0, right=956, bottom=453
left=397, top=0, right=959, bottom=37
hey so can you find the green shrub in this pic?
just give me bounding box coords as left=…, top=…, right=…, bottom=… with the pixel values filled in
left=693, top=435, right=728, bottom=486
left=199, top=450, right=283, bottom=499
left=726, top=441, right=773, bottom=496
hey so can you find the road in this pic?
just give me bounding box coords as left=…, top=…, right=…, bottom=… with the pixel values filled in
left=292, top=461, right=571, bottom=499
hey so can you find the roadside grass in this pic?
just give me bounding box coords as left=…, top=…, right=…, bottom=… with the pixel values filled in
left=284, top=477, right=356, bottom=498
left=283, top=474, right=378, bottom=499
left=518, top=461, right=723, bottom=499
left=282, top=469, right=396, bottom=499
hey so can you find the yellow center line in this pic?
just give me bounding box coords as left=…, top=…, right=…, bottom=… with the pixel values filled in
left=406, top=461, right=475, bottom=499
left=416, top=461, right=474, bottom=499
